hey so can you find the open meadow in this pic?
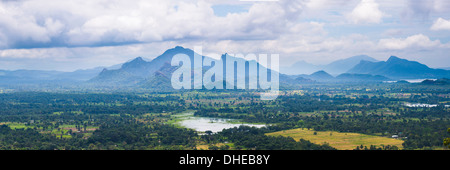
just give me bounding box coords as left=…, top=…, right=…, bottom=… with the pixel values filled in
left=266, top=128, right=404, bottom=150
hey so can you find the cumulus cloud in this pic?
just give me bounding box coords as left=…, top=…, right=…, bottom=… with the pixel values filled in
left=1, top=0, right=450, bottom=70
left=401, top=0, right=450, bottom=20
left=431, top=18, right=450, bottom=31
left=347, top=0, right=386, bottom=24
left=378, top=34, right=443, bottom=50
left=305, top=0, right=358, bottom=10
left=0, top=2, right=58, bottom=48
left=0, top=0, right=306, bottom=49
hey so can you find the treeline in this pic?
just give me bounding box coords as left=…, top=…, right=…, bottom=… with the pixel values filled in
left=0, top=116, right=197, bottom=150
left=354, top=144, right=399, bottom=150
left=0, top=125, right=60, bottom=150
left=87, top=119, right=197, bottom=150
left=0, top=92, right=184, bottom=116
left=0, top=92, right=181, bottom=104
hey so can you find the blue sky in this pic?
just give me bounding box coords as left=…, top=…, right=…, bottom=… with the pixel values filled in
left=0, top=0, right=449, bottom=71
left=212, top=4, right=251, bottom=17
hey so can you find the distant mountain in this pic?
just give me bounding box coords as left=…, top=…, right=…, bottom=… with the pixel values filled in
left=294, top=76, right=315, bottom=83
left=322, top=55, right=378, bottom=75
left=0, top=70, right=63, bottom=85
left=89, top=46, right=199, bottom=86
left=348, top=56, right=450, bottom=79
left=2, top=48, right=419, bottom=89
left=89, top=46, right=305, bottom=90
left=281, top=60, right=320, bottom=75
left=308, top=71, right=334, bottom=81
left=89, top=57, right=150, bottom=85
left=0, top=66, right=107, bottom=86
left=296, top=70, right=334, bottom=82
left=56, top=67, right=106, bottom=81
left=294, top=70, right=389, bottom=83
left=281, top=55, right=378, bottom=75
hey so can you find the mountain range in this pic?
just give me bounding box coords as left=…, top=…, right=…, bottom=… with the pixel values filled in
left=0, top=64, right=121, bottom=87
left=295, top=70, right=390, bottom=83
left=88, top=46, right=303, bottom=89
left=281, top=55, right=378, bottom=75
left=348, top=56, right=450, bottom=79
left=89, top=46, right=220, bottom=88
left=0, top=46, right=449, bottom=90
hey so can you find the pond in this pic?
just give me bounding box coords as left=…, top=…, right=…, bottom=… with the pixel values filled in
left=383, top=79, right=437, bottom=83
left=402, top=79, right=436, bottom=83
left=175, top=112, right=266, bottom=133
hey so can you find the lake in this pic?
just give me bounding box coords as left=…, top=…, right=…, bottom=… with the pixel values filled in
left=402, top=79, right=436, bottom=83
left=175, top=112, right=266, bottom=133
left=383, top=79, right=437, bottom=83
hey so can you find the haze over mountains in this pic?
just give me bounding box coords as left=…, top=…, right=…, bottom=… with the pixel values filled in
left=89, top=46, right=207, bottom=87
left=89, top=46, right=287, bottom=89
left=0, top=46, right=449, bottom=90
left=348, top=56, right=450, bottom=79
left=281, top=55, right=379, bottom=75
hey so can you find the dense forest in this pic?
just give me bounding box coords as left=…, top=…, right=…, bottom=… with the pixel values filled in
left=0, top=83, right=448, bottom=150
left=0, top=116, right=198, bottom=150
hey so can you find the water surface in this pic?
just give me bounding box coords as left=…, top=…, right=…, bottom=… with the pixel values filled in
left=176, top=113, right=266, bottom=133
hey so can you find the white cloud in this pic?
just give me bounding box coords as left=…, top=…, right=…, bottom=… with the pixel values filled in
left=347, top=0, right=386, bottom=24
left=44, top=18, right=65, bottom=37
left=378, top=34, right=443, bottom=50
left=305, top=0, right=328, bottom=9
left=431, top=17, right=450, bottom=31
left=1, top=0, right=450, bottom=70
left=0, top=0, right=306, bottom=49
left=0, top=2, right=53, bottom=45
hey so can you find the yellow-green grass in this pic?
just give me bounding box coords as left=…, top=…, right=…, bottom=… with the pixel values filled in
left=266, top=128, right=403, bottom=150
left=196, top=142, right=235, bottom=150
left=0, top=122, right=33, bottom=129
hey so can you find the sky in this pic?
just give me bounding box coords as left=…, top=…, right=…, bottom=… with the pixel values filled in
left=0, top=0, right=449, bottom=71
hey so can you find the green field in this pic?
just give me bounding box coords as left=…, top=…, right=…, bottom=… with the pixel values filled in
left=0, top=122, right=33, bottom=129
left=0, top=122, right=98, bottom=139
left=266, top=128, right=404, bottom=150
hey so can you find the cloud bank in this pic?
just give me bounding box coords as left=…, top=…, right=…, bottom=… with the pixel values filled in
left=0, top=0, right=305, bottom=49
left=0, top=0, right=449, bottom=71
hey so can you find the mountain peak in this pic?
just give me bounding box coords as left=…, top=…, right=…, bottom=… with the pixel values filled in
left=121, top=56, right=148, bottom=69
left=170, top=46, right=189, bottom=52
left=387, top=56, right=402, bottom=62
left=128, top=56, right=146, bottom=64
left=312, top=70, right=328, bottom=74
left=132, top=56, right=144, bottom=62
left=174, top=46, right=185, bottom=49
left=321, top=55, right=378, bottom=75
left=160, top=46, right=194, bottom=58
left=348, top=55, right=377, bottom=61
left=310, top=70, right=334, bottom=80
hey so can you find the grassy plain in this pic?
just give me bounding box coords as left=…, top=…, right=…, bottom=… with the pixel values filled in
left=266, top=128, right=404, bottom=150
